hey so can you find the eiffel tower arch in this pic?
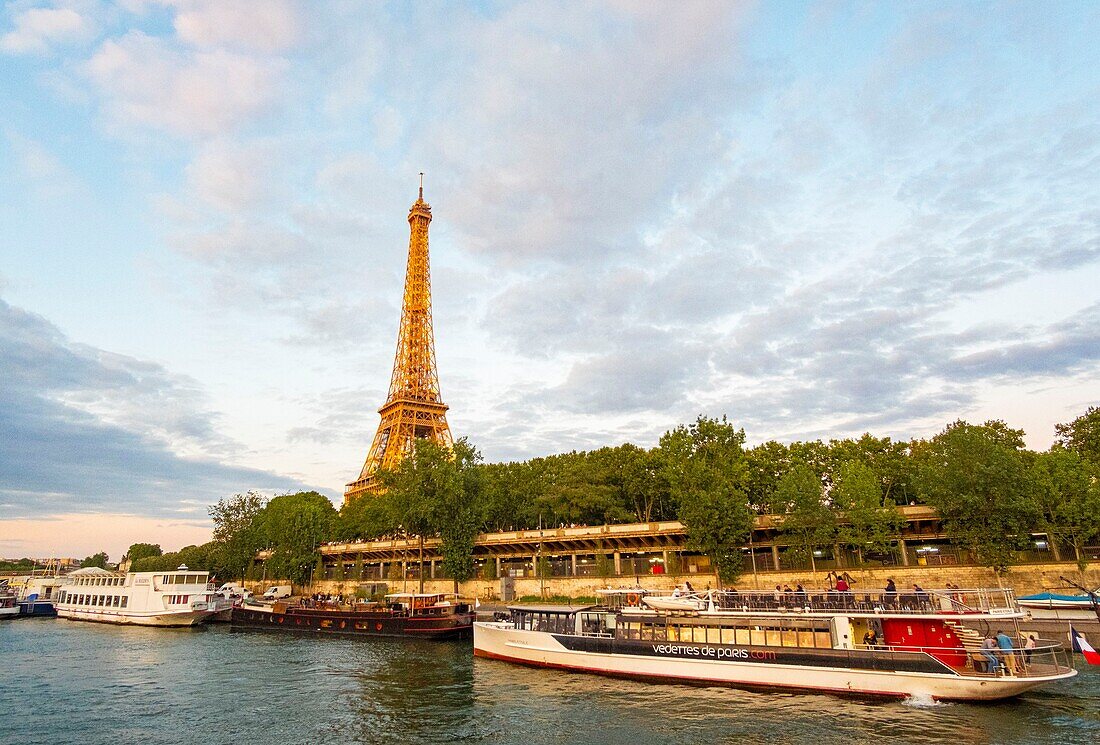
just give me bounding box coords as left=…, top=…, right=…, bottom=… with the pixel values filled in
left=344, top=179, right=453, bottom=504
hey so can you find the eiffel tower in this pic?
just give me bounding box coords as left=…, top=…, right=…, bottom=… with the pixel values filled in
left=344, top=177, right=453, bottom=504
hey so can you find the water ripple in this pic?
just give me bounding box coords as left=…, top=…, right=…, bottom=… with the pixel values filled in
left=1, top=621, right=1097, bottom=745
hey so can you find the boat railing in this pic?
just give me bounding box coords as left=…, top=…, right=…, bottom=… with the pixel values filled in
left=622, top=587, right=1019, bottom=616
left=856, top=640, right=1074, bottom=679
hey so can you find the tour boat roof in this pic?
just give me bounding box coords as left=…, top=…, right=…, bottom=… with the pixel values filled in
left=507, top=604, right=597, bottom=614
left=385, top=592, right=451, bottom=599
left=68, top=567, right=117, bottom=576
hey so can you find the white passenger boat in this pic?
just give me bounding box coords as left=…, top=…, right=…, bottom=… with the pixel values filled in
left=55, top=566, right=231, bottom=627
left=474, top=587, right=1078, bottom=702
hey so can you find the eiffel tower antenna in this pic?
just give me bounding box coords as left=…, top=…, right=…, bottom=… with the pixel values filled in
left=344, top=177, right=453, bottom=503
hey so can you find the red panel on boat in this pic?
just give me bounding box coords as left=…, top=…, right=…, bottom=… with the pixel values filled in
left=881, top=618, right=966, bottom=667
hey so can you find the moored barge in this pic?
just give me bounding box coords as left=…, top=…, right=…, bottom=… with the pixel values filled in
left=232, top=592, right=473, bottom=640
left=474, top=586, right=1078, bottom=701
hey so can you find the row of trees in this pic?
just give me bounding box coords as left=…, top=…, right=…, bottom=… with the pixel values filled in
left=123, top=406, right=1100, bottom=586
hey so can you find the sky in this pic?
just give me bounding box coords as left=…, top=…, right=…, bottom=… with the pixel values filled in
left=1, top=1, right=1098, bottom=561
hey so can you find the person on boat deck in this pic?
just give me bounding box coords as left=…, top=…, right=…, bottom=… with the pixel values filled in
left=795, top=584, right=807, bottom=605
left=1024, top=634, right=1037, bottom=664
left=683, top=581, right=695, bottom=594
left=981, top=636, right=1000, bottom=673
left=995, top=630, right=1018, bottom=674
left=912, top=584, right=928, bottom=610
left=884, top=578, right=898, bottom=608
left=773, top=585, right=783, bottom=604
left=835, top=576, right=850, bottom=593
left=862, top=628, right=879, bottom=648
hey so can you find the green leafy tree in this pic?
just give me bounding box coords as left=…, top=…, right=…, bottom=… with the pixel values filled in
left=744, top=440, right=791, bottom=512
left=380, top=438, right=486, bottom=592
left=832, top=460, right=905, bottom=564
left=209, top=491, right=267, bottom=581
left=125, top=543, right=162, bottom=564
left=131, top=543, right=216, bottom=573
left=1055, top=406, right=1100, bottom=465
left=594, top=552, right=614, bottom=578
left=438, top=439, right=486, bottom=591
left=252, top=491, right=338, bottom=585
left=913, top=420, right=1041, bottom=573
left=776, top=463, right=836, bottom=573
left=335, top=492, right=398, bottom=541
left=80, top=552, right=109, bottom=569
left=1032, top=449, right=1100, bottom=570
left=661, top=416, right=754, bottom=584
left=827, top=434, right=916, bottom=505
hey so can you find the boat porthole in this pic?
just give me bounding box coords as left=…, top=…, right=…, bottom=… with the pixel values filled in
left=376, top=623, right=383, bottom=631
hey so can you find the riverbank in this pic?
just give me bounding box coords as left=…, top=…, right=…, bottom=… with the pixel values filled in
left=294, top=561, right=1100, bottom=604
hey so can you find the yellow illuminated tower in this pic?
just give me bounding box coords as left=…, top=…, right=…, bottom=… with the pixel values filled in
left=344, top=177, right=453, bottom=504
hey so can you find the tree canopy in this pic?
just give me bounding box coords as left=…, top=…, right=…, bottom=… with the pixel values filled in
left=914, top=420, right=1041, bottom=572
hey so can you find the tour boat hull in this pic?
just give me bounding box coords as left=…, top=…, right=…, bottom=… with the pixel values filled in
left=57, top=608, right=217, bottom=626
left=473, top=622, right=1076, bottom=702
left=231, top=606, right=474, bottom=640
left=18, top=600, right=57, bottom=618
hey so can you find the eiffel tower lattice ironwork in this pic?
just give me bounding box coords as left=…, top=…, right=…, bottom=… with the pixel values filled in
left=344, top=178, right=453, bottom=504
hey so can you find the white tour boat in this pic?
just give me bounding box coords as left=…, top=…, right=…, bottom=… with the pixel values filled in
left=474, top=586, right=1078, bottom=701
left=55, top=566, right=231, bottom=627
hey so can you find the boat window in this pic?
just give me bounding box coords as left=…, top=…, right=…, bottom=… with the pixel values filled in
left=121, top=597, right=128, bottom=608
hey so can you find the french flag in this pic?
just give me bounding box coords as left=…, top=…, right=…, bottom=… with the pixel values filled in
left=1070, top=626, right=1100, bottom=665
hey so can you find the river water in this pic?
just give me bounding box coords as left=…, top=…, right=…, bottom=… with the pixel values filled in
left=2, top=620, right=1097, bottom=744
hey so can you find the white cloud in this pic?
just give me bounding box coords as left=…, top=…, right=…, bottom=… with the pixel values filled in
left=1, top=6, right=94, bottom=55
left=4, top=130, right=82, bottom=198
left=82, top=30, right=286, bottom=139
left=184, top=138, right=282, bottom=212
left=172, top=0, right=301, bottom=53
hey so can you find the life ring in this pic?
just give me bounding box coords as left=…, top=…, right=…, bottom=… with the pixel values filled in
left=376, top=622, right=383, bottom=631
left=626, top=593, right=640, bottom=606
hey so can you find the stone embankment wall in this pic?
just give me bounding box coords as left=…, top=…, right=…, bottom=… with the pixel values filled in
left=299, top=562, right=1100, bottom=601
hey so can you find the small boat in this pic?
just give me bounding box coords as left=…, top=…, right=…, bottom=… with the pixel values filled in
left=15, top=572, right=66, bottom=618
left=55, top=565, right=231, bottom=627
left=231, top=592, right=473, bottom=639
left=474, top=586, right=1078, bottom=702
left=642, top=594, right=710, bottom=612
left=1018, top=590, right=1098, bottom=610
left=1018, top=590, right=1099, bottom=620
left=0, top=581, right=19, bottom=619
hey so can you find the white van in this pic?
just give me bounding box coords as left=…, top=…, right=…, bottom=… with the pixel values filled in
left=262, top=585, right=292, bottom=600
left=218, top=582, right=251, bottom=600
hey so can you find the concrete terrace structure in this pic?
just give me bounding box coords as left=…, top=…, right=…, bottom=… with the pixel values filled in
left=293, top=506, right=1089, bottom=584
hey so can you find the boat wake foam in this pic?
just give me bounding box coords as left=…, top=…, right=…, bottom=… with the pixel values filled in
left=902, top=693, right=947, bottom=709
